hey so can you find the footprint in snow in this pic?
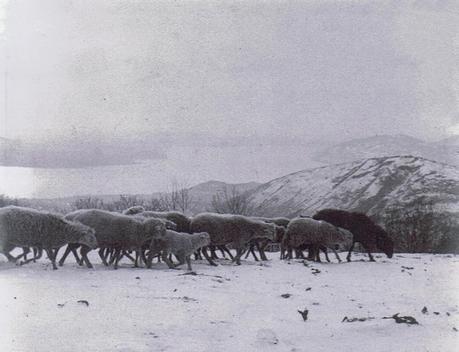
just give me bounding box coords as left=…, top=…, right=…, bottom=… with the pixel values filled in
left=256, top=329, right=279, bottom=346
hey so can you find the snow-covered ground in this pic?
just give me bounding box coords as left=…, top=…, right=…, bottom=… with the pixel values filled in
left=0, top=252, right=458, bottom=352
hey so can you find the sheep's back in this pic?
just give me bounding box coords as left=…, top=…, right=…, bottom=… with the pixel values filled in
left=0, top=206, right=70, bottom=248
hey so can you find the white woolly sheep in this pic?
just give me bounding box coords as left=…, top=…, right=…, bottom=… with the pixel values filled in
left=283, top=217, right=353, bottom=262
left=63, top=209, right=166, bottom=269
left=0, top=206, right=97, bottom=269
left=190, top=213, right=276, bottom=266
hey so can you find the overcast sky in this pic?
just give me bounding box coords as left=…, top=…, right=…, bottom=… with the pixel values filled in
left=0, top=0, right=458, bottom=197
left=1, top=0, right=458, bottom=143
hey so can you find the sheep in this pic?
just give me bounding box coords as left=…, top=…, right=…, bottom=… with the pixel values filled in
left=312, top=208, right=394, bottom=262
left=149, top=230, right=210, bottom=271
left=139, top=211, right=191, bottom=233
left=246, top=217, right=290, bottom=261
left=62, top=209, right=166, bottom=269
left=190, top=213, right=276, bottom=266
left=0, top=206, right=97, bottom=269
left=283, top=217, right=353, bottom=262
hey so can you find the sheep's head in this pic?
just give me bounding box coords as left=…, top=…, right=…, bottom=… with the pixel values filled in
left=274, top=225, right=285, bottom=243
left=72, top=221, right=97, bottom=249
left=163, top=219, right=177, bottom=230
left=196, top=232, right=211, bottom=248
left=259, top=223, right=276, bottom=241
left=376, top=230, right=394, bottom=258
left=144, top=218, right=167, bottom=238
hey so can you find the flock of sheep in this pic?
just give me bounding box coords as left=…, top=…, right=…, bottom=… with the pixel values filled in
left=0, top=205, right=394, bottom=271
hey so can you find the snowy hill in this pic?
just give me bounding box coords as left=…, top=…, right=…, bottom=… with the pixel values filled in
left=314, top=134, right=458, bottom=166
left=249, top=156, right=459, bottom=218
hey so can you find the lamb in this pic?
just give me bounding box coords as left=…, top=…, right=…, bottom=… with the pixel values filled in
left=62, top=209, right=166, bottom=269
left=0, top=206, right=97, bottom=269
left=190, top=213, right=276, bottom=266
left=283, top=217, right=353, bottom=262
left=150, top=230, right=210, bottom=271
left=312, top=208, right=394, bottom=262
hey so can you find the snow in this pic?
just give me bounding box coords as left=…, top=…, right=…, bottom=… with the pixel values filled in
left=251, top=156, right=459, bottom=216
left=0, top=252, right=458, bottom=352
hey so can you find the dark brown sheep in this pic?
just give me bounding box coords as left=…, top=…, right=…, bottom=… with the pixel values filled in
left=140, top=211, right=191, bottom=233
left=312, top=208, right=394, bottom=262
left=190, top=213, right=276, bottom=266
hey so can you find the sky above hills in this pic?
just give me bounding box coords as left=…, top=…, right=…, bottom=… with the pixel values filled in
left=0, top=0, right=458, bottom=197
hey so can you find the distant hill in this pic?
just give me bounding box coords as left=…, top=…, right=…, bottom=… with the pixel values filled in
left=20, top=180, right=261, bottom=214
left=188, top=180, right=261, bottom=213
left=314, top=134, right=458, bottom=166
left=248, top=155, right=458, bottom=218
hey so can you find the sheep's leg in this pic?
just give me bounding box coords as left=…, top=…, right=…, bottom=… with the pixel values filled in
left=232, top=246, right=247, bottom=265
left=194, top=249, right=202, bottom=260
left=244, top=244, right=253, bottom=259
left=175, top=253, right=186, bottom=267
left=108, top=249, right=119, bottom=265
left=258, top=242, right=269, bottom=261
left=256, top=241, right=269, bottom=261
left=123, top=251, right=136, bottom=263
left=113, top=249, right=123, bottom=269
left=33, top=247, right=41, bottom=262
left=315, top=247, right=321, bottom=262
left=330, top=248, right=341, bottom=262
left=134, top=251, right=140, bottom=267
left=162, top=251, right=177, bottom=269
left=5, top=251, right=17, bottom=263
left=185, top=255, right=193, bottom=271
left=15, top=247, right=30, bottom=262
left=366, top=249, right=375, bottom=262
left=250, top=246, right=259, bottom=261
left=218, top=246, right=227, bottom=258
left=71, top=246, right=81, bottom=264
left=79, top=246, right=94, bottom=268
left=322, top=247, right=331, bottom=262
left=346, top=242, right=355, bottom=262
left=98, top=248, right=108, bottom=266
left=104, top=248, right=112, bottom=263
left=221, top=245, right=234, bottom=260
left=45, top=248, right=58, bottom=270
left=147, top=249, right=162, bottom=268
left=201, top=246, right=218, bottom=266
left=58, top=244, right=74, bottom=266
left=209, top=246, right=219, bottom=260
left=295, top=249, right=305, bottom=259
left=140, top=250, right=148, bottom=266
left=21, top=248, right=43, bottom=265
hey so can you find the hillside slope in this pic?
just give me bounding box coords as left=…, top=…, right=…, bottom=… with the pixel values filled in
left=314, top=135, right=458, bottom=166
left=249, top=156, right=459, bottom=217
